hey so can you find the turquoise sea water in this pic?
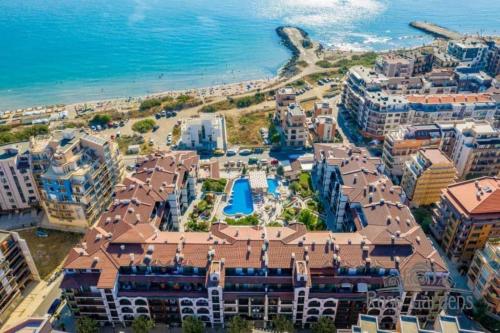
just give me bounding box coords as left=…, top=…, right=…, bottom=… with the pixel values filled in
left=0, top=0, right=499, bottom=109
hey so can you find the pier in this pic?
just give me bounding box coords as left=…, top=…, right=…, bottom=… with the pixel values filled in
left=410, top=21, right=462, bottom=40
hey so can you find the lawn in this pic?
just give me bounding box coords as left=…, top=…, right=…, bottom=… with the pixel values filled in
left=18, top=228, right=82, bottom=280
left=226, top=110, right=273, bottom=146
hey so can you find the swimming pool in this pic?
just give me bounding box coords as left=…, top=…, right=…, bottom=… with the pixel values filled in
left=223, top=178, right=280, bottom=215
left=267, top=178, right=279, bottom=197
left=223, top=178, right=254, bottom=216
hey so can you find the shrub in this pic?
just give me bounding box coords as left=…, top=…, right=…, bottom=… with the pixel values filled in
left=132, top=119, right=156, bottom=133
left=0, top=124, right=49, bottom=145
left=139, top=98, right=162, bottom=111
left=182, top=316, right=204, bottom=333
left=202, top=179, right=227, bottom=193
left=89, top=114, right=111, bottom=126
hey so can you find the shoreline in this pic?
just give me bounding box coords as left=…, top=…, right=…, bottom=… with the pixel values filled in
left=0, top=26, right=303, bottom=116
left=1, top=24, right=497, bottom=117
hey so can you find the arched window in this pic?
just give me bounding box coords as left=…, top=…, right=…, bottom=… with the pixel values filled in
left=308, top=300, right=320, bottom=307
left=135, top=299, right=147, bottom=306
left=197, top=307, right=210, bottom=314
left=322, top=308, right=335, bottom=315
left=307, top=308, right=320, bottom=315
left=324, top=300, right=336, bottom=308
left=119, top=299, right=132, bottom=305
left=121, top=307, right=133, bottom=313
left=136, top=307, right=148, bottom=314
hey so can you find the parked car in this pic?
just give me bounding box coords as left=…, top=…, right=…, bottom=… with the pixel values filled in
left=254, top=147, right=264, bottom=154
left=36, top=229, right=48, bottom=238
left=226, top=147, right=239, bottom=156
left=213, top=149, right=225, bottom=156
left=248, top=157, right=258, bottom=165
left=239, top=149, right=252, bottom=156
left=47, top=298, right=61, bottom=315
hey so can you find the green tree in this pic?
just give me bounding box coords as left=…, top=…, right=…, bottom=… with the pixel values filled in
left=473, top=299, right=489, bottom=322
left=89, top=114, right=111, bottom=126
left=311, top=317, right=336, bottom=333
left=272, top=315, right=294, bottom=333
left=76, top=317, right=99, bottom=333
left=132, top=119, right=156, bottom=133
left=227, top=316, right=252, bottom=333
left=182, top=316, right=204, bottom=333
left=132, top=316, right=155, bottom=333
left=276, top=165, right=284, bottom=176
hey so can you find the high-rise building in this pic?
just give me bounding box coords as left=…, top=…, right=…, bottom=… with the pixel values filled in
left=313, top=116, right=337, bottom=143
left=400, top=148, right=456, bottom=207
left=38, top=130, right=123, bottom=230
left=375, top=54, right=415, bottom=78
left=432, top=177, right=500, bottom=265
left=444, top=121, right=500, bottom=179
left=467, top=239, right=499, bottom=316
left=0, top=143, right=39, bottom=212
left=275, top=87, right=296, bottom=128
left=283, top=103, right=307, bottom=147
left=0, top=230, right=40, bottom=325
left=382, top=120, right=500, bottom=180
left=382, top=124, right=446, bottom=178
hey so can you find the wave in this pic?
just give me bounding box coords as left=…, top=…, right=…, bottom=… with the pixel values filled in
left=257, top=0, right=386, bottom=26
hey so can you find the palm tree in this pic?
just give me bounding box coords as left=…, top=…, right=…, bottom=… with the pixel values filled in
left=76, top=317, right=99, bottom=333
left=272, top=315, right=294, bottom=332
left=311, top=317, right=336, bottom=333
left=132, top=316, right=155, bottom=333
left=182, top=316, right=205, bottom=333
left=227, top=316, right=252, bottom=333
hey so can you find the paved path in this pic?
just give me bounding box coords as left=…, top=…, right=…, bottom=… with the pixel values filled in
left=2, top=275, right=63, bottom=330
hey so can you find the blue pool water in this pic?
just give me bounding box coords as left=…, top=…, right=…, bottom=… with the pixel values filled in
left=267, top=178, right=279, bottom=197
left=223, top=179, right=254, bottom=216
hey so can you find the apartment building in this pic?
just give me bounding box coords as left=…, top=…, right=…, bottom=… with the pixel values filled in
left=0, top=143, right=39, bottom=212
left=61, top=221, right=448, bottom=330
left=467, top=239, right=499, bottom=316
left=180, top=114, right=228, bottom=151
left=312, top=144, right=449, bottom=325
left=126, top=151, right=198, bottom=230
left=400, top=149, right=456, bottom=207
left=38, top=130, right=123, bottom=230
left=275, top=87, right=296, bottom=127
left=313, top=116, right=337, bottom=143
left=350, top=314, right=483, bottom=333
left=382, top=120, right=499, bottom=180
left=447, top=39, right=489, bottom=71
left=0, top=230, right=40, bottom=325
left=312, top=100, right=332, bottom=118
left=444, top=121, right=500, bottom=179
left=382, top=124, right=446, bottom=178
left=284, top=104, right=307, bottom=147
left=407, top=93, right=496, bottom=125
left=375, top=54, right=415, bottom=78
left=432, top=177, right=500, bottom=265
left=342, top=66, right=409, bottom=139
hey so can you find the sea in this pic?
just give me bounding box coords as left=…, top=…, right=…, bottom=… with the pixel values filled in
left=0, top=0, right=499, bottom=109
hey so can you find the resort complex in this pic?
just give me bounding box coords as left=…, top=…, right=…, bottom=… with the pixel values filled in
left=2, top=16, right=500, bottom=333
